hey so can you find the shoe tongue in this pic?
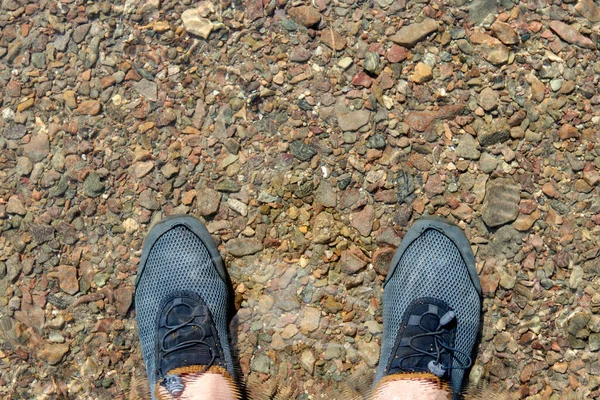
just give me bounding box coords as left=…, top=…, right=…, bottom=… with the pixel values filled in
left=388, top=300, right=455, bottom=375
left=158, top=294, right=223, bottom=378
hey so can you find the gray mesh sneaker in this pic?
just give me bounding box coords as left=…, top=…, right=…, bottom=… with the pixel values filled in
left=135, top=215, right=236, bottom=399
left=374, top=217, right=482, bottom=396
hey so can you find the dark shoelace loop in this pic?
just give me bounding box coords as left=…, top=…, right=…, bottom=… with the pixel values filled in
left=400, top=310, right=473, bottom=377
left=159, top=303, right=216, bottom=394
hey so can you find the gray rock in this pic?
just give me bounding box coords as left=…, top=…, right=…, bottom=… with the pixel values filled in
left=481, top=178, right=520, bottom=227
left=456, top=134, right=481, bottom=160
left=54, top=31, right=72, bottom=52
left=290, top=140, right=316, bottom=161
left=225, top=238, right=263, bottom=257
left=590, top=333, right=600, bottom=352
left=4, top=124, right=26, bottom=139
left=478, top=87, right=499, bottom=111
left=315, top=180, right=337, bottom=208
left=250, top=353, right=272, bottom=374
left=83, top=172, right=104, bottom=198
left=367, top=133, right=386, bottom=149
left=479, top=152, right=498, bottom=173
left=138, top=188, right=160, bottom=210
left=23, top=133, right=49, bottom=162
left=363, top=52, right=382, bottom=75
left=476, top=118, right=510, bottom=147
left=31, top=53, right=46, bottom=68
left=5, top=254, right=21, bottom=283
left=197, top=187, right=221, bottom=216
left=133, top=79, right=158, bottom=102
left=312, top=212, right=339, bottom=244
left=468, top=0, right=498, bottom=24
left=397, top=170, right=415, bottom=204
left=73, top=23, right=91, bottom=44
left=289, top=47, right=312, bottom=63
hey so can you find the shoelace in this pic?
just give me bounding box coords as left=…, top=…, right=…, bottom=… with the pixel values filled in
left=400, top=310, right=473, bottom=378
left=159, top=303, right=215, bottom=396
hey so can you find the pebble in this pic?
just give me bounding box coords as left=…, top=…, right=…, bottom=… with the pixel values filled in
left=478, top=87, right=499, bottom=112
left=482, top=178, right=521, bottom=227
left=75, top=100, right=101, bottom=116
left=312, top=212, right=339, bottom=244
left=23, top=133, right=49, bottom=163
left=288, top=6, right=321, bottom=28
left=6, top=195, right=27, bottom=215
left=133, top=79, right=158, bottom=102
left=491, top=21, right=519, bottom=45
left=363, top=52, right=382, bottom=75
left=338, top=57, right=353, bottom=70
left=351, top=205, right=375, bottom=237
left=227, top=198, right=248, bottom=217
left=455, top=134, right=481, bottom=160
left=300, top=349, right=316, bottom=374
left=575, top=0, right=600, bottom=22
left=290, top=140, right=316, bottom=161
left=479, top=152, right=498, bottom=173
left=389, top=18, right=438, bottom=47
left=83, top=172, right=105, bottom=198
left=225, top=238, right=263, bottom=257
left=549, top=21, right=595, bottom=49
left=300, top=307, right=321, bottom=333
left=409, top=62, right=432, bottom=84
left=341, top=247, right=369, bottom=274
left=335, top=99, right=371, bottom=132
left=197, top=187, right=221, bottom=216
left=181, top=9, right=213, bottom=39
left=320, top=29, right=347, bottom=51
left=38, top=343, right=69, bottom=365
left=114, top=286, right=134, bottom=316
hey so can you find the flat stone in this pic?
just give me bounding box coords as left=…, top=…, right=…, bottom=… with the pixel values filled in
left=133, top=79, right=158, bottom=102
left=479, top=152, right=498, bottom=173
left=289, top=46, right=312, bottom=62
left=3, top=124, right=26, bottom=139
left=225, top=238, right=263, bottom=257
left=559, top=124, right=579, bottom=140
left=549, top=21, right=595, bottom=49
left=468, top=0, right=498, bottom=24
left=482, top=178, right=521, bottom=227
left=251, top=353, right=272, bottom=374
left=133, top=161, right=154, bottom=178
left=351, top=205, right=375, bottom=237
left=576, top=0, right=600, bottom=22
left=57, top=265, right=78, bottom=295
left=476, top=118, right=510, bottom=147
left=38, top=343, right=69, bottom=365
left=139, top=189, right=160, bottom=210
left=75, top=100, right=101, bottom=116
left=352, top=71, right=373, bottom=88
left=478, top=87, right=499, bottom=111
left=410, top=62, right=432, bottom=83
left=23, top=133, right=49, bottom=162
left=389, top=18, right=438, bottom=47
left=300, top=307, right=321, bottom=333
left=114, top=286, right=134, bottom=316
left=181, top=9, right=213, bottom=39
left=312, top=212, right=339, bottom=244
left=315, top=180, right=337, bottom=208
left=290, top=140, right=316, bottom=161
left=197, top=187, right=221, bottom=216
left=455, top=134, right=480, bottom=160
left=341, top=247, right=369, bottom=274
left=320, top=29, right=347, bottom=51
left=335, top=99, right=371, bottom=131
left=491, top=21, right=519, bottom=45
left=83, top=172, right=104, bottom=198
left=405, top=104, right=464, bottom=132
left=387, top=44, right=407, bottom=63
left=363, top=52, right=382, bottom=75
left=7, top=195, right=27, bottom=215
left=288, top=5, right=321, bottom=28
left=300, top=349, right=316, bottom=374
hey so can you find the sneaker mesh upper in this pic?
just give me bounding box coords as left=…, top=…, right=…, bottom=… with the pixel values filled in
left=375, top=228, right=480, bottom=394
left=135, top=226, right=233, bottom=399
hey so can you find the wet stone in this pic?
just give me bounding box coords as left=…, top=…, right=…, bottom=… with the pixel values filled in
left=482, top=178, right=521, bottom=227
left=290, top=140, right=316, bottom=161
left=83, top=172, right=104, bottom=198
left=38, top=343, right=69, bottom=365
left=455, top=134, right=481, bottom=160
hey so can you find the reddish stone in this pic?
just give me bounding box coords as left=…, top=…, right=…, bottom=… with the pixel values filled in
left=405, top=104, right=465, bottom=132
left=558, top=123, right=579, bottom=140
left=352, top=71, right=372, bottom=88
left=386, top=44, right=407, bottom=63
left=372, top=247, right=395, bottom=276
left=378, top=71, right=394, bottom=90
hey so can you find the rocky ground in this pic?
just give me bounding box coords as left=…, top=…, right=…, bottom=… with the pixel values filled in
left=1, top=0, right=600, bottom=398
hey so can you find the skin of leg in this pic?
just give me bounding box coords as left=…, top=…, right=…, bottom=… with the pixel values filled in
left=156, top=369, right=239, bottom=400
left=373, top=378, right=451, bottom=400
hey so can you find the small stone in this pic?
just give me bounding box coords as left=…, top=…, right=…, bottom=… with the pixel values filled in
left=225, top=238, right=263, bottom=257
left=290, top=140, right=316, bottom=161
left=38, top=343, right=69, bottom=365
left=410, top=62, right=432, bottom=84
left=75, top=100, right=101, bottom=116
left=16, top=156, right=33, bottom=176
left=288, top=6, right=321, bottom=28
left=351, top=205, right=375, bottom=237
left=576, top=0, right=600, bottom=22
left=251, top=353, right=272, bottom=374
left=335, top=99, right=371, bottom=131
left=57, top=265, right=79, bottom=295
left=341, top=247, right=369, bottom=274
left=320, top=29, right=347, bottom=51
left=7, top=195, right=27, bottom=215
left=64, top=90, right=77, bottom=108
left=559, top=124, right=579, bottom=140
left=455, top=134, right=480, bottom=160
left=387, top=45, right=407, bottom=63
left=389, top=18, right=438, bottom=47
left=281, top=324, right=299, bottom=339
left=479, top=152, right=498, bottom=173
left=197, top=187, right=221, bottom=216
left=338, top=57, right=353, bottom=69
left=23, top=133, right=50, bottom=162
left=372, top=247, right=395, bottom=276
left=133, top=161, right=154, bottom=178
left=527, top=73, right=545, bottom=102
left=17, top=97, right=34, bottom=112
left=300, top=349, right=316, bottom=374
left=322, top=295, right=343, bottom=313
left=482, top=178, right=521, bottom=227
left=468, top=0, right=498, bottom=24
left=114, top=286, right=134, bottom=316
left=491, top=21, right=519, bottom=45
left=476, top=119, right=510, bottom=147
left=227, top=198, right=248, bottom=217
left=300, top=307, right=321, bottom=333
left=484, top=43, right=509, bottom=65
left=513, top=210, right=541, bottom=231
left=139, top=189, right=160, bottom=210
left=590, top=333, right=600, bottom=352
left=313, top=212, right=339, bottom=244
left=363, top=52, right=382, bottom=75
left=478, top=88, right=499, bottom=111
left=123, top=218, right=139, bottom=233
left=352, top=71, right=373, bottom=88
left=133, top=79, right=158, bottom=102
left=83, top=172, right=104, bottom=198
left=549, top=21, right=595, bottom=49
left=289, top=46, right=312, bottom=63
left=258, top=295, right=274, bottom=313
left=181, top=9, right=213, bottom=39
left=161, top=163, right=179, bottom=179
